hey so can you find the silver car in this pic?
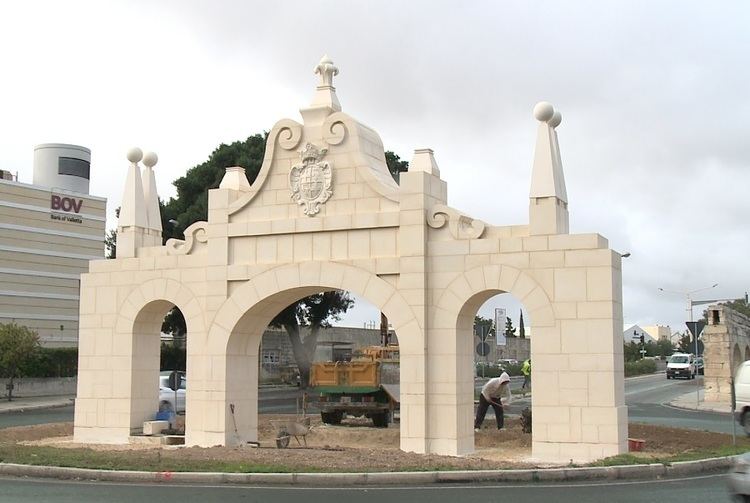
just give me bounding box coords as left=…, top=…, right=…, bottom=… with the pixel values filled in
left=727, top=452, right=750, bottom=501
left=159, top=371, right=186, bottom=413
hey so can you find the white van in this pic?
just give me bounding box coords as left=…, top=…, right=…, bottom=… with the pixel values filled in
left=666, top=353, right=696, bottom=380
left=735, top=361, right=750, bottom=435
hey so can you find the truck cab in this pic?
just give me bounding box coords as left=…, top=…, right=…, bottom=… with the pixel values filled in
left=666, top=353, right=696, bottom=380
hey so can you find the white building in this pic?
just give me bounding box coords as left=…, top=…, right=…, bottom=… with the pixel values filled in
left=0, top=144, right=106, bottom=347
left=623, top=324, right=657, bottom=344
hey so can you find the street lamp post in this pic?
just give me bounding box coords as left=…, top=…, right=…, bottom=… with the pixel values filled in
left=658, top=283, right=718, bottom=407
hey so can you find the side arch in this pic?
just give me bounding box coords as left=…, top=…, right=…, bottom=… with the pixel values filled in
left=85, top=278, right=206, bottom=439
left=191, top=262, right=426, bottom=452
left=434, top=264, right=554, bottom=328
left=428, top=263, right=556, bottom=456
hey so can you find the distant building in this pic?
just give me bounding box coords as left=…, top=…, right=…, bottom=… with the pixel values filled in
left=0, top=144, right=106, bottom=347
left=623, top=324, right=657, bottom=344
left=642, top=325, right=671, bottom=341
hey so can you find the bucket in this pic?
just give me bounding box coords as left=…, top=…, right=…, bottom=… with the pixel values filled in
left=628, top=438, right=645, bottom=452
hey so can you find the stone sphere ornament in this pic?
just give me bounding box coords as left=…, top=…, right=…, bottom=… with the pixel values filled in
left=143, top=151, right=158, bottom=168
left=126, top=147, right=143, bottom=163
left=533, top=101, right=555, bottom=122
left=549, top=110, right=562, bottom=128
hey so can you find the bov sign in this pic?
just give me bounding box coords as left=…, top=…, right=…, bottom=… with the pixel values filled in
left=50, top=195, right=83, bottom=213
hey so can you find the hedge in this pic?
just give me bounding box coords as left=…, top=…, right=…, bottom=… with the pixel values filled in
left=16, top=347, right=78, bottom=378
left=624, top=358, right=656, bottom=377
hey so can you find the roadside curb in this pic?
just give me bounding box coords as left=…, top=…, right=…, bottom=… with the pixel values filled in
left=0, top=455, right=737, bottom=486
left=0, top=399, right=75, bottom=415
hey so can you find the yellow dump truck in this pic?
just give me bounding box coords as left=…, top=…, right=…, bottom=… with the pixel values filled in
left=310, top=345, right=399, bottom=427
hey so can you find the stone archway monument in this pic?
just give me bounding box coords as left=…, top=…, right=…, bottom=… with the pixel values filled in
left=74, top=56, right=626, bottom=463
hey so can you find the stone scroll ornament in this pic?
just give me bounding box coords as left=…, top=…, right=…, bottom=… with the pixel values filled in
left=427, top=204, right=486, bottom=239
left=289, top=142, right=333, bottom=216
left=165, top=221, right=208, bottom=255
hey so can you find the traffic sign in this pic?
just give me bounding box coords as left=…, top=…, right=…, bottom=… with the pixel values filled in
left=476, top=342, right=490, bottom=356
left=685, top=321, right=706, bottom=339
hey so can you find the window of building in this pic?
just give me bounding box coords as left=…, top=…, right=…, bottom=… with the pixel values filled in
left=262, top=350, right=280, bottom=365
left=58, top=157, right=90, bottom=179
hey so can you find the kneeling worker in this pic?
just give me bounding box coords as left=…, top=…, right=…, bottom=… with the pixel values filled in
left=474, top=371, right=512, bottom=431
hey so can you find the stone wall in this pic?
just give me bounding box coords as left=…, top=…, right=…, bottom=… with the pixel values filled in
left=473, top=334, right=530, bottom=363
left=1, top=377, right=77, bottom=398
left=703, top=305, right=750, bottom=403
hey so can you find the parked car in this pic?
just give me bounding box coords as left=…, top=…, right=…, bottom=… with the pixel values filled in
left=694, top=356, right=704, bottom=375
left=159, top=371, right=186, bottom=413
left=666, top=353, right=695, bottom=380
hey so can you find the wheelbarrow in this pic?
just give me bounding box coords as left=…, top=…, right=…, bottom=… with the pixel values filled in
left=270, top=416, right=312, bottom=448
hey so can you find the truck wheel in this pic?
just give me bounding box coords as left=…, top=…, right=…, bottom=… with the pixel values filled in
left=321, top=411, right=343, bottom=425
left=372, top=412, right=389, bottom=428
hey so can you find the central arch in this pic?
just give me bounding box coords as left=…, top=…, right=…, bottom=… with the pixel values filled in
left=187, top=262, right=426, bottom=452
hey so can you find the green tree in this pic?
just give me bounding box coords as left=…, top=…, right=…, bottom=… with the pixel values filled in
left=724, top=296, right=750, bottom=318
left=270, top=291, right=354, bottom=388
left=0, top=323, right=41, bottom=401
left=105, top=229, right=117, bottom=259
left=654, top=338, right=675, bottom=358
left=385, top=151, right=409, bottom=182
left=519, top=310, right=526, bottom=339
left=505, top=317, right=517, bottom=338
left=676, top=331, right=703, bottom=354
left=623, top=341, right=642, bottom=362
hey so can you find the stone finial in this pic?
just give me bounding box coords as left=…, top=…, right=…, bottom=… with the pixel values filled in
left=314, top=54, right=338, bottom=88
left=305, top=54, right=342, bottom=114
left=410, top=149, right=441, bottom=177
left=529, top=102, right=569, bottom=235
left=141, top=151, right=162, bottom=233
left=529, top=101, right=567, bottom=202
left=119, top=148, right=148, bottom=229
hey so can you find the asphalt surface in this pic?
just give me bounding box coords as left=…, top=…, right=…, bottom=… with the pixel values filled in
left=0, top=374, right=737, bottom=434
left=626, top=374, right=737, bottom=433
left=0, top=472, right=737, bottom=502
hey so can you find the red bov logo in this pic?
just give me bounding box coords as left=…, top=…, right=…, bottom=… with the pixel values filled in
left=51, top=195, right=83, bottom=213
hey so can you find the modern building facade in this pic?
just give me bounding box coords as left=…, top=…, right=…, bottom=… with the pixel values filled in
left=0, top=144, right=106, bottom=347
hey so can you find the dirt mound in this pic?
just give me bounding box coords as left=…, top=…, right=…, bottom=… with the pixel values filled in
left=3, top=416, right=747, bottom=472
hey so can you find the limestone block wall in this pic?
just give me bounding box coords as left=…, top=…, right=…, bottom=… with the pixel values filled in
left=704, top=305, right=750, bottom=403
left=426, top=219, right=626, bottom=461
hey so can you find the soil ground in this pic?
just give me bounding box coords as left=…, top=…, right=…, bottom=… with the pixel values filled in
left=1, top=415, right=748, bottom=472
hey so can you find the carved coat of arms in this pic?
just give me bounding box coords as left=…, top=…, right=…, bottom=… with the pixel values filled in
left=289, top=142, right=333, bottom=216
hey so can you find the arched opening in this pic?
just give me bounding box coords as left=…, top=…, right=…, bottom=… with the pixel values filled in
left=457, top=291, right=531, bottom=443
left=433, top=264, right=555, bottom=456
left=129, top=300, right=189, bottom=432
left=222, top=287, right=406, bottom=446
left=196, top=262, right=423, bottom=451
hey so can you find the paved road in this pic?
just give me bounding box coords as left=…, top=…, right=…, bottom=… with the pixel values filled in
left=0, top=387, right=305, bottom=430
left=1, top=374, right=738, bottom=434
left=625, top=374, right=737, bottom=433
left=0, top=472, right=737, bottom=502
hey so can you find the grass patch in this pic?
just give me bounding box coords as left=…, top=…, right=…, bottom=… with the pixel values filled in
left=588, top=444, right=750, bottom=467
left=0, top=444, right=300, bottom=473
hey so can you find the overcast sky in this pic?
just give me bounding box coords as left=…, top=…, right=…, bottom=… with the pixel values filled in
left=1, top=1, right=748, bottom=335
